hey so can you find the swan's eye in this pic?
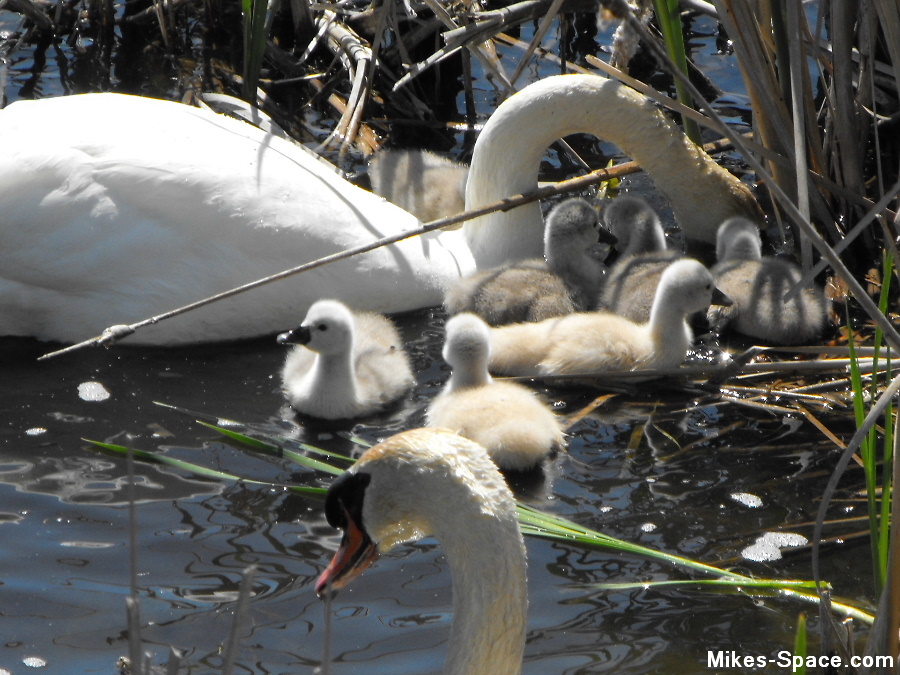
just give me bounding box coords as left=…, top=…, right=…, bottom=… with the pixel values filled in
left=317, top=323, right=328, bottom=332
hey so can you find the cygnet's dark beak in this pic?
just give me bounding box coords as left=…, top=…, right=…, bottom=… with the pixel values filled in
left=602, top=246, right=621, bottom=266
left=277, top=325, right=312, bottom=345
left=711, top=287, right=733, bottom=307
left=596, top=226, right=618, bottom=246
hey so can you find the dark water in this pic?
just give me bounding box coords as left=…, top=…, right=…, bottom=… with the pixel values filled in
left=0, top=305, right=874, bottom=675
left=0, top=4, right=877, bottom=674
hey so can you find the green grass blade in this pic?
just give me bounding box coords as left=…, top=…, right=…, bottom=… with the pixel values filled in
left=198, top=421, right=281, bottom=452
left=593, top=579, right=820, bottom=592
left=793, top=613, right=808, bottom=675
left=651, top=0, right=701, bottom=144
left=198, top=422, right=346, bottom=475
left=848, top=305, right=883, bottom=590
left=84, top=439, right=325, bottom=497
left=877, top=251, right=895, bottom=588
left=242, top=0, right=269, bottom=101
left=517, top=504, right=874, bottom=624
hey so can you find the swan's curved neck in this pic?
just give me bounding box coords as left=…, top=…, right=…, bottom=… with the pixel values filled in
left=464, top=75, right=760, bottom=269
left=437, top=495, right=527, bottom=675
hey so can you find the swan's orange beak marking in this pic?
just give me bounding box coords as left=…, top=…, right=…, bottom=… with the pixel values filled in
left=315, top=509, right=379, bottom=598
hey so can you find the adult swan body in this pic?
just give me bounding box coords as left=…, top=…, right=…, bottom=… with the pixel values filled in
left=0, top=74, right=760, bottom=345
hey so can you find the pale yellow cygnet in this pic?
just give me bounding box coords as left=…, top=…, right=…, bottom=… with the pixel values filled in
left=490, top=259, right=730, bottom=379
left=709, top=217, right=827, bottom=345
left=445, top=198, right=613, bottom=325
left=427, top=313, right=565, bottom=471
left=278, top=299, right=415, bottom=420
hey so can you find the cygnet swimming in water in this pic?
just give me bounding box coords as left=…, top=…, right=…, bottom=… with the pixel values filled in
left=597, top=195, right=682, bottom=322
left=708, top=217, right=827, bottom=345
left=444, top=198, right=614, bottom=325
left=278, top=299, right=415, bottom=420
left=427, top=313, right=565, bottom=471
left=489, top=259, right=730, bottom=379
left=368, top=149, right=469, bottom=223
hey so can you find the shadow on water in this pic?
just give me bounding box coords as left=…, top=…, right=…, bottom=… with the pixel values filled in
left=0, top=305, right=875, bottom=674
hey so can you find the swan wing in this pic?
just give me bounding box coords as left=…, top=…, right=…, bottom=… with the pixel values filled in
left=0, top=94, right=474, bottom=344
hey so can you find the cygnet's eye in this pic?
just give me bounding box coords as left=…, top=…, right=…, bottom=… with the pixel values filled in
left=317, top=323, right=328, bottom=332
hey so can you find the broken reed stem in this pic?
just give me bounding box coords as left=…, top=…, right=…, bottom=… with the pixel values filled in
left=511, top=357, right=887, bottom=384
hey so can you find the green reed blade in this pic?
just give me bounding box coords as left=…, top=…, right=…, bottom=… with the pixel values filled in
left=84, top=439, right=325, bottom=497
left=242, top=0, right=269, bottom=101
left=198, top=422, right=345, bottom=475
left=651, top=0, right=701, bottom=145
left=793, top=613, right=808, bottom=675
left=592, top=579, right=820, bottom=592
left=517, top=504, right=874, bottom=624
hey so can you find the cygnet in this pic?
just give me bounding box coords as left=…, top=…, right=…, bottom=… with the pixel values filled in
left=597, top=194, right=681, bottom=322
left=445, top=198, right=613, bottom=325
left=427, top=313, right=565, bottom=471
left=368, top=149, right=468, bottom=223
left=490, top=259, right=730, bottom=379
left=708, top=217, right=827, bottom=345
left=278, top=299, right=415, bottom=420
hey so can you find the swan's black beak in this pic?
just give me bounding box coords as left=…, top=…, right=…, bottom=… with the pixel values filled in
left=277, top=325, right=312, bottom=345
left=711, top=287, right=733, bottom=307
left=317, top=471, right=378, bottom=599
left=316, top=505, right=379, bottom=599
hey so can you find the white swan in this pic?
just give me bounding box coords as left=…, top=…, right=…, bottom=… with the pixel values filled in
left=489, top=259, right=729, bottom=378
left=427, top=313, right=565, bottom=471
left=316, top=427, right=527, bottom=675
left=598, top=194, right=681, bottom=322
left=445, top=198, right=610, bottom=325
left=708, top=217, right=827, bottom=345
left=277, top=299, right=414, bottom=420
left=368, top=149, right=469, bottom=223
left=0, top=74, right=759, bottom=345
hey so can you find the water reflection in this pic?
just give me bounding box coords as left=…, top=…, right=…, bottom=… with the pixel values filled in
left=0, top=453, right=222, bottom=505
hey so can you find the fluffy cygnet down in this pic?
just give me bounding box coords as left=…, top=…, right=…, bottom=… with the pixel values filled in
left=427, top=313, right=565, bottom=471
left=368, top=148, right=469, bottom=223
left=598, top=194, right=681, bottom=323
left=445, top=198, right=613, bottom=325
left=708, top=217, right=827, bottom=345
left=278, top=299, right=415, bottom=420
left=489, top=259, right=730, bottom=379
